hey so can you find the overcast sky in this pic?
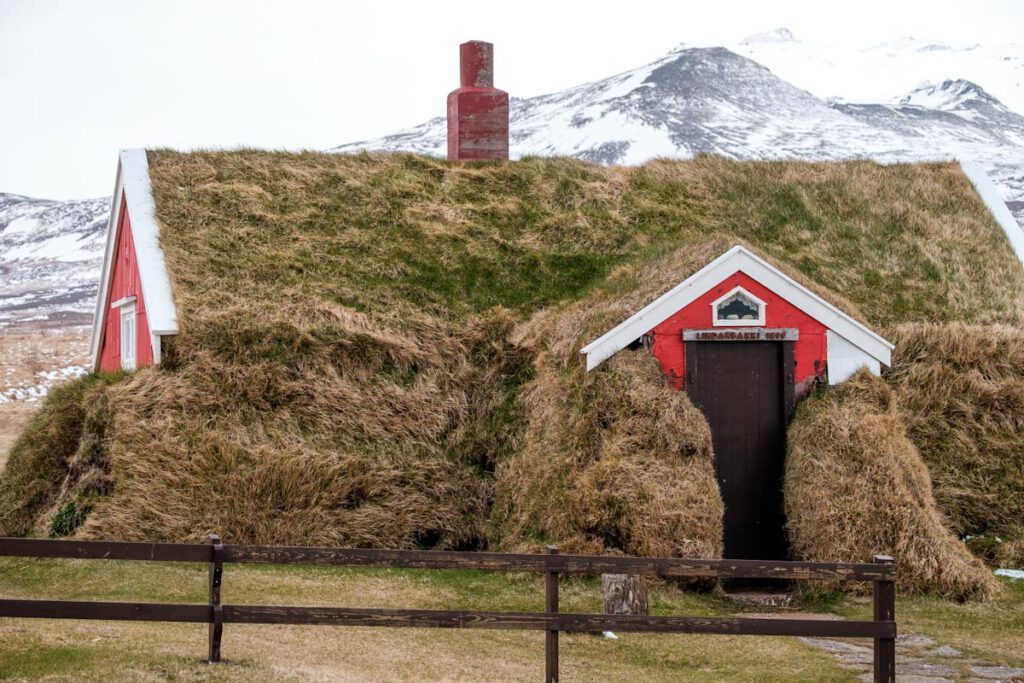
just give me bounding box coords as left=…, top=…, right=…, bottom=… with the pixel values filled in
left=1, top=0, right=1021, bottom=200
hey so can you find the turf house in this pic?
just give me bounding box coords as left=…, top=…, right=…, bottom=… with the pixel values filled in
left=2, top=41, right=1024, bottom=602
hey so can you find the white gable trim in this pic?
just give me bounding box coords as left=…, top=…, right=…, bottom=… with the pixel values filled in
left=580, top=245, right=893, bottom=372
left=90, top=149, right=178, bottom=371
left=826, top=330, right=881, bottom=385
left=960, top=160, right=1024, bottom=268
left=110, top=296, right=137, bottom=309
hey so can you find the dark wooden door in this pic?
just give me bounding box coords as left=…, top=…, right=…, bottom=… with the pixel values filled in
left=686, top=341, right=788, bottom=561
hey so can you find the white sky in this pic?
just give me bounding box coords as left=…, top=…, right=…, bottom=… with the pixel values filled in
left=1, top=0, right=1021, bottom=199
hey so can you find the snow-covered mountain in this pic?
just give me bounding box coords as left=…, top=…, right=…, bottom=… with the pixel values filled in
left=730, top=29, right=1024, bottom=116
left=334, top=41, right=1024, bottom=228
left=0, top=193, right=108, bottom=330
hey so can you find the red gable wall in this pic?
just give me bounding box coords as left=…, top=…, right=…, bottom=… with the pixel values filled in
left=97, top=195, right=153, bottom=372
left=650, top=272, right=827, bottom=391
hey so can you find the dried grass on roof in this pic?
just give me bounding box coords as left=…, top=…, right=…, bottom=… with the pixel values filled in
left=146, top=150, right=1024, bottom=329
left=786, top=371, right=997, bottom=600
left=2, top=152, right=1022, bottom=597
left=0, top=374, right=119, bottom=536
left=494, top=349, right=722, bottom=559
left=885, top=322, right=1024, bottom=567
left=72, top=307, right=529, bottom=546
left=494, top=241, right=729, bottom=558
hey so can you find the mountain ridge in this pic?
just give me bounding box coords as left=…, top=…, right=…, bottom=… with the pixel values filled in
left=0, top=193, right=107, bottom=330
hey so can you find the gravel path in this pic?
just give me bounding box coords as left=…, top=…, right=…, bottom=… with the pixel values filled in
left=801, top=632, right=1024, bottom=682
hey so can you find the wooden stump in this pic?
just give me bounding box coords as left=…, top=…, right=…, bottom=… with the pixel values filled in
left=602, top=574, right=649, bottom=616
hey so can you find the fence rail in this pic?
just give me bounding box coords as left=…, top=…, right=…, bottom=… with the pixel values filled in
left=0, top=537, right=895, bottom=580
left=0, top=536, right=896, bottom=683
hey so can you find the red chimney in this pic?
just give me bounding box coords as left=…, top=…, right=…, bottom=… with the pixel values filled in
left=447, top=41, right=509, bottom=161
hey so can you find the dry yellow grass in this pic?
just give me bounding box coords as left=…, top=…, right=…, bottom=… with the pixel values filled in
left=786, top=371, right=997, bottom=600
left=0, top=329, right=90, bottom=471
left=74, top=310, right=527, bottom=547
left=2, top=151, right=1023, bottom=599
left=495, top=241, right=729, bottom=558
left=2, top=557, right=1022, bottom=681
left=146, top=151, right=1024, bottom=329
left=496, top=349, right=722, bottom=558
left=0, top=373, right=121, bottom=537
left=885, top=323, right=1024, bottom=566
left=0, top=330, right=90, bottom=390
left=0, top=557, right=866, bottom=682
left=0, top=618, right=868, bottom=682
left=0, top=404, right=37, bottom=471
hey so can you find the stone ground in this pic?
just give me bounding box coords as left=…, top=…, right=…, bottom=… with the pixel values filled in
left=801, top=632, right=1024, bottom=682
left=733, top=599, right=1023, bottom=683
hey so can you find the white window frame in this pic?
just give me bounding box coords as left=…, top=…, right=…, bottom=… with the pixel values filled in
left=710, top=286, right=766, bottom=327
left=120, top=302, right=137, bottom=371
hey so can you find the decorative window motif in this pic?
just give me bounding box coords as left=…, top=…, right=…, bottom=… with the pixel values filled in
left=718, top=292, right=758, bottom=320
left=711, top=286, right=766, bottom=327
left=120, top=303, right=137, bottom=371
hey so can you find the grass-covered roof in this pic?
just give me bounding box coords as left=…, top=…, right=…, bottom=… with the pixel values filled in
left=2, top=151, right=1022, bottom=600
left=148, top=151, right=1022, bottom=336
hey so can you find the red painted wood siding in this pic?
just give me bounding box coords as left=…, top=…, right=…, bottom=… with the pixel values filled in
left=650, top=272, right=827, bottom=391
left=97, top=195, right=153, bottom=372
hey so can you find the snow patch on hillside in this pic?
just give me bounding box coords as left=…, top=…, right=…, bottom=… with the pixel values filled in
left=0, top=194, right=108, bottom=330
left=0, top=364, right=87, bottom=403
left=740, top=28, right=796, bottom=45
left=728, top=30, right=1024, bottom=117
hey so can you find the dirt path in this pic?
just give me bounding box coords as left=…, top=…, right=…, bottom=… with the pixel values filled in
left=800, top=632, right=1024, bottom=682
left=735, top=607, right=1023, bottom=682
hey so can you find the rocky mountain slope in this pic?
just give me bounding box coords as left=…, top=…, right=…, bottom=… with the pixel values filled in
left=0, top=193, right=107, bottom=330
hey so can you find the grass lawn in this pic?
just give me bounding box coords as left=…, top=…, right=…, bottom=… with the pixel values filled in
left=0, top=557, right=1020, bottom=681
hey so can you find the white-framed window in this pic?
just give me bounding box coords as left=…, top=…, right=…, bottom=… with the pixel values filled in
left=120, top=302, right=137, bottom=371
left=711, top=286, right=766, bottom=327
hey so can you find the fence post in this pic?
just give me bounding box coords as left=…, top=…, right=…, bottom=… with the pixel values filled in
left=208, top=534, right=224, bottom=663
left=545, top=545, right=559, bottom=683
left=872, top=555, right=895, bottom=683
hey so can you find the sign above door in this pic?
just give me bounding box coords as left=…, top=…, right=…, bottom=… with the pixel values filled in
left=683, top=328, right=799, bottom=342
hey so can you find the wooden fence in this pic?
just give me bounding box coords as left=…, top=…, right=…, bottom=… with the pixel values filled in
left=0, top=536, right=896, bottom=682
